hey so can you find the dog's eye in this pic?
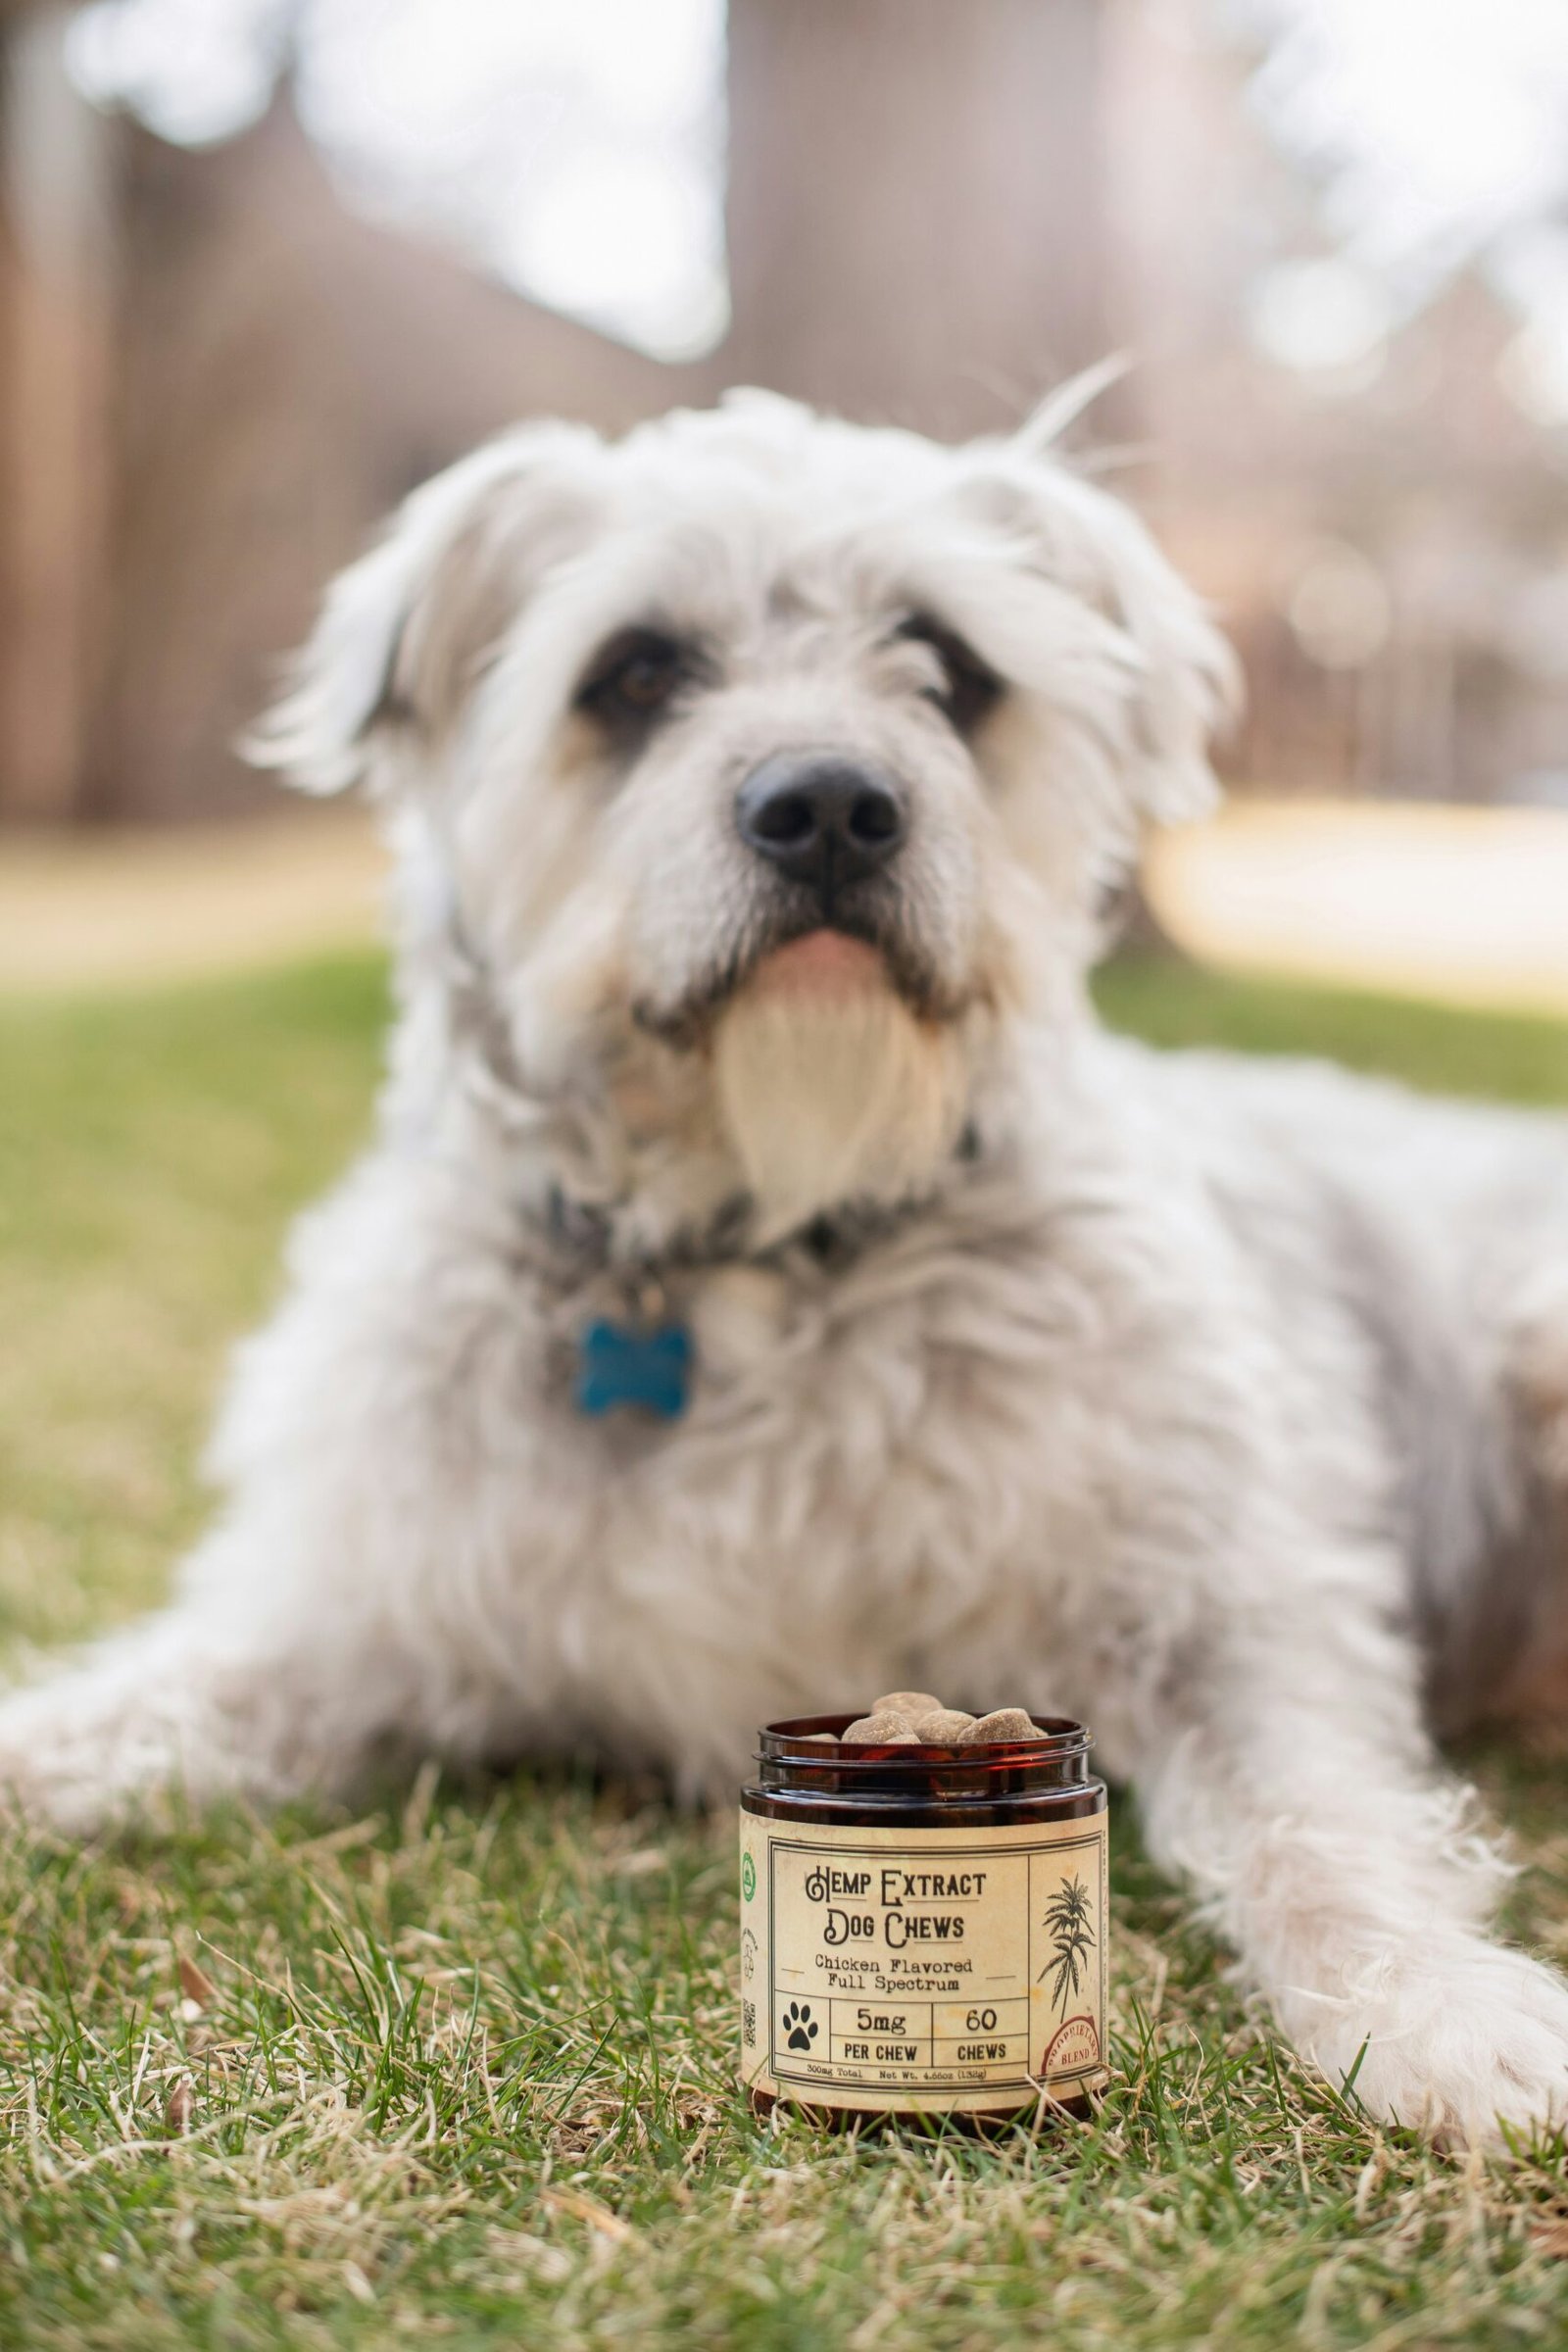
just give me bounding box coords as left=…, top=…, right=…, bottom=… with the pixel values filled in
left=576, top=629, right=691, bottom=725
left=897, top=614, right=1003, bottom=736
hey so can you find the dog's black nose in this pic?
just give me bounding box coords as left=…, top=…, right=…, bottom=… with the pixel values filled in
left=735, top=755, right=906, bottom=894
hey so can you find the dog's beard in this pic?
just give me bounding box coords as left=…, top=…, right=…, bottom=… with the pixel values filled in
left=711, top=973, right=967, bottom=1245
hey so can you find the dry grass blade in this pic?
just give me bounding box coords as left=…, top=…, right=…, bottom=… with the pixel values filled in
left=540, top=2184, right=640, bottom=2243
left=176, top=1955, right=218, bottom=2011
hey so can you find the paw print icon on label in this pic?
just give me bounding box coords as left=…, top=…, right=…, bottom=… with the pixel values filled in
left=783, top=2000, right=818, bottom=2051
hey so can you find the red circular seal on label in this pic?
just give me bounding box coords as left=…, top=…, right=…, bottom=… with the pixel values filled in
left=1043, top=2014, right=1101, bottom=2076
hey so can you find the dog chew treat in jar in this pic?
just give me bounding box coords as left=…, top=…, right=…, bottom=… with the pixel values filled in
left=739, top=1714, right=1108, bottom=2123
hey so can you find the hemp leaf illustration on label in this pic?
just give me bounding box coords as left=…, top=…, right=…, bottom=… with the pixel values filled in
left=1040, top=1873, right=1096, bottom=2018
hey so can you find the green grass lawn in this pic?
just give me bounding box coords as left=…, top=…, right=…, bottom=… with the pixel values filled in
left=4, top=952, right=1568, bottom=2350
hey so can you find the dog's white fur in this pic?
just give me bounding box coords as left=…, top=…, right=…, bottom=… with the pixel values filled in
left=9, top=390, right=1568, bottom=2148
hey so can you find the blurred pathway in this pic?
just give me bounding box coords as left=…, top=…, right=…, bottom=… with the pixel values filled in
left=0, top=810, right=384, bottom=990
left=4, top=799, right=1568, bottom=1013
left=1147, top=800, right=1568, bottom=1017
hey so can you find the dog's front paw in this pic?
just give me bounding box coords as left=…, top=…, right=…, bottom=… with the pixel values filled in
left=0, top=1631, right=259, bottom=1835
left=1298, top=1939, right=1568, bottom=2149
left=0, top=1676, right=165, bottom=1835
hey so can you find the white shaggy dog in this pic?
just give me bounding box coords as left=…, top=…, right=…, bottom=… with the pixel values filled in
left=8, top=389, right=1568, bottom=2147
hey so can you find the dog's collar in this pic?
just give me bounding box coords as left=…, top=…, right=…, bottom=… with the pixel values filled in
left=547, top=1158, right=985, bottom=1423
left=540, top=1178, right=933, bottom=1281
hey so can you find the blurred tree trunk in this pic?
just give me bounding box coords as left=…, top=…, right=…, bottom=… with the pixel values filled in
left=0, top=5, right=111, bottom=820
left=723, top=0, right=1120, bottom=438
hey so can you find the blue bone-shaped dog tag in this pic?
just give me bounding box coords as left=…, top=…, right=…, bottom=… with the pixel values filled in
left=575, top=1318, right=693, bottom=1420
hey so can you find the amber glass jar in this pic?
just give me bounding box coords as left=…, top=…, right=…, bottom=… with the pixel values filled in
left=739, top=1713, right=1108, bottom=2126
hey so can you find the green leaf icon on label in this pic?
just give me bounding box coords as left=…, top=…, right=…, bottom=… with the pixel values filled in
left=742, top=1852, right=757, bottom=1901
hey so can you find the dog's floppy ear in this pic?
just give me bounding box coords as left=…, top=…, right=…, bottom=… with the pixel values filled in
left=249, top=421, right=603, bottom=795
left=1071, top=486, right=1240, bottom=829
left=994, top=374, right=1240, bottom=829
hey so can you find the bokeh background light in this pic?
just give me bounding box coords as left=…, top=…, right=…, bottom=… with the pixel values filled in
left=67, top=0, right=730, bottom=358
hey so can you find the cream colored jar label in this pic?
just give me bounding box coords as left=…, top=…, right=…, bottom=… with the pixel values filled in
left=739, top=1810, right=1108, bottom=2115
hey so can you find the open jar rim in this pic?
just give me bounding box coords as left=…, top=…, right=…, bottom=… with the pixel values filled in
left=754, top=1711, right=1096, bottom=1800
